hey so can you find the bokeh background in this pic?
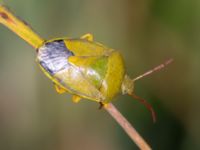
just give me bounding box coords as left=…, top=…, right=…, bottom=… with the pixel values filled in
left=0, top=0, right=200, bottom=149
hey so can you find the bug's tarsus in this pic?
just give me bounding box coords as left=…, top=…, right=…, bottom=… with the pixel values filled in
left=129, top=93, right=156, bottom=123
left=133, top=58, right=174, bottom=82
left=98, top=102, right=104, bottom=109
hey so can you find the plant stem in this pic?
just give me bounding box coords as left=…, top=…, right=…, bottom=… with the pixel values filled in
left=0, top=5, right=44, bottom=48
left=104, top=103, right=152, bottom=150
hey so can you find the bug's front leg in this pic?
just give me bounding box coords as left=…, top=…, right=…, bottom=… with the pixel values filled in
left=98, top=102, right=109, bottom=109
left=72, top=95, right=82, bottom=103
left=54, top=84, right=66, bottom=94
left=54, top=83, right=82, bottom=103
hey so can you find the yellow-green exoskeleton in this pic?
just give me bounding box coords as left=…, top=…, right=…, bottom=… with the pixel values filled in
left=1, top=5, right=172, bottom=121
left=0, top=5, right=131, bottom=105
left=37, top=36, right=128, bottom=104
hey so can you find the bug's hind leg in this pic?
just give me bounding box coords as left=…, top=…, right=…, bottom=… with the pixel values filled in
left=81, top=33, right=93, bottom=41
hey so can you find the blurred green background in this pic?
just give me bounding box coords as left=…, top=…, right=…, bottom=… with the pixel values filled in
left=0, top=0, right=200, bottom=149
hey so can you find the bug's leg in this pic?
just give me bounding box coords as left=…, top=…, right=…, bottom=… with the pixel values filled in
left=54, top=84, right=66, bottom=94
left=81, top=33, right=93, bottom=41
left=72, top=95, right=82, bottom=103
left=98, top=102, right=104, bottom=109
left=98, top=102, right=108, bottom=109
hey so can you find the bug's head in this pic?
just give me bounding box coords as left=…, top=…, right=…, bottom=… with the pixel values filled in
left=121, top=75, right=134, bottom=95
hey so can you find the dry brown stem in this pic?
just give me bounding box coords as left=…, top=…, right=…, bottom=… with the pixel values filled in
left=104, top=103, right=152, bottom=150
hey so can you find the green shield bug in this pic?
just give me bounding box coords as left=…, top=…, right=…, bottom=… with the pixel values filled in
left=0, top=5, right=173, bottom=123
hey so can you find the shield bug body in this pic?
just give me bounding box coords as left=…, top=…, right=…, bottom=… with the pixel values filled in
left=0, top=5, right=172, bottom=121
left=0, top=4, right=131, bottom=105
left=37, top=37, right=127, bottom=104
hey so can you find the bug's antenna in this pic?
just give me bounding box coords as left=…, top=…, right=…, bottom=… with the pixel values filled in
left=129, top=93, right=156, bottom=123
left=133, top=58, right=173, bottom=82
left=128, top=58, right=173, bottom=122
